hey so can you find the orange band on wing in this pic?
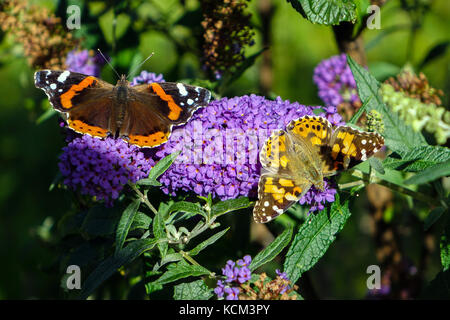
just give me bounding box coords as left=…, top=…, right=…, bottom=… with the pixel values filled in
left=128, top=131, right=168, bottom=148
left=60, top=76, right=97, bottom=109
left=68, top=119, right=108, bottom=137
left=150, top=83, right=182, bottom=121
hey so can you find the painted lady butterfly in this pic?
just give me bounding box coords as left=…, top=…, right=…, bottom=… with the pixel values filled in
left=253, top=115, right=384, bottom=223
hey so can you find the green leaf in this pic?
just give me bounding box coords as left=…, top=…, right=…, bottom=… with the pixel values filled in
left=284, top=194, right=351, bottom=283
left=211, top=197, right=253, bottom=218
left=153, top=207, right=168, bottom=258
left=369, top=157, right=385, bottom=175
left=188, top=228, right=230, bottom=256
left=130, top=212, right=152, bottom=231
left=347, top=55, right=427, bottom=154
left=156, top=252, right=183, bottom=271
left=424, top=207, right=446, bottom=231
left=167, top=201, right=206, bottom=222
left=173, top=280, right=214, bottom=300
left=383, top=146, right=450, bottom=172
left=250, top=225, right=293, bottom=271
left=115, top=199, right=140, bottom=256
left=153, top=261, right=210, bottom=286
left=79, top=238, right=157, bottom=299
left=287, top=0, right=357, bottom=25
left=98, top=9, right=131, bottom=45
left=137, top=151, right=180, bottom=186
left=348, top=95, right=372, bottom=125
left=404, top=160, right=450, bottom=185
left=440, top=215, right=450, bottom=271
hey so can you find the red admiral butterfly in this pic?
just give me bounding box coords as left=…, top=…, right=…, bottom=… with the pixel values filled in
left=34, top=70, right=211, bottom=148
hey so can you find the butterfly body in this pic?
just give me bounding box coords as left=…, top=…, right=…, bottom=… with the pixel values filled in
left=253, top=115, right=384, bottom=223
left=34, top=70, right=211, bottom=148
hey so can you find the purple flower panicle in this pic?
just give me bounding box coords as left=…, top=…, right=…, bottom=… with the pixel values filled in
left=313, top=53, right=360, bottom=108
left=66, top=49, right=106, bottom=77
left=58, top=135, right=154, bottom=206
left=215, top=255, right=253, bottom=300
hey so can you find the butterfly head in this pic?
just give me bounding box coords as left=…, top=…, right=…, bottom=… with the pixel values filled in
left=117, top=74, right=128, bottom=86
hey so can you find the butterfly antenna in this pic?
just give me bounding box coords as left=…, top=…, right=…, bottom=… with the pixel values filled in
left=126, top=52, right=155, bottom=80
left=97, top=49, right=120, bottom=78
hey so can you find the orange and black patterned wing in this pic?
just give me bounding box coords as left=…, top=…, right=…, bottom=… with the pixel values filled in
left=253, top=173, right=312, bottom=223
left=286, top=115, right=333, bottom=151
left=120, top=98, right=173, bottom=148
left=131, top=82, right=211, bottom=125
left=323, top=126, right=385, bottom=175
left=259, top=129, right=294, bottom=175
left=34, top=70, right=115, bottom=138
left=122, top=82, right=211, bottom=148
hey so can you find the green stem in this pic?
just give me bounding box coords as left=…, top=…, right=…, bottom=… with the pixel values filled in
left=129, top=183, right=158, bottom=215
left=179, top=250, right=201, bottom=266
left=338, top=180, right=365, bottom=189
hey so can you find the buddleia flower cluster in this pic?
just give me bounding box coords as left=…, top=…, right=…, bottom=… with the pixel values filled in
left=0, top=0, right=78, bottom=69
left=66, top=49, right=107, bottom=77
left=58, top=135, right=154, bottom=206
left=201, top=0, right=254, bottom=79
left=380, top=83, right=449, bottom=144
left=313, top=54, right=362, bottom=121
left=214, top=255, right=298, bottom=300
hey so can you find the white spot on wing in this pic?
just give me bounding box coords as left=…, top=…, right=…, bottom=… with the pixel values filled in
left=57, top=71, right=70, bottom=83
left=176, top=83, right=188, bottom=96
left=187, top=98, right=194, bottom=105
left=50, top=83, right=57, bottom=90
left=272, top=205, right=283, bottom=214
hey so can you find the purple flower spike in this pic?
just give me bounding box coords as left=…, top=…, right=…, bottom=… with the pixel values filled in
left=313, top=53, right=360, bottom=108
left=66, top=49, right=106, bottom=77
left=58, top=135, right=154, bottom=206
left=215, top=255, right=254, bottom=300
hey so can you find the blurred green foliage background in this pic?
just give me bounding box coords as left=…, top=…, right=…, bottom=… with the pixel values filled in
left=0, top=0, right=448, bottom=299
